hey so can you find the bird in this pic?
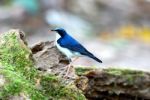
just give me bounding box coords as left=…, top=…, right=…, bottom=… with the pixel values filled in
left=51, top=28, right=102, bottom=76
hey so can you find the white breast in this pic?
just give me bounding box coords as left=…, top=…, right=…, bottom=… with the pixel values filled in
left=55, top=34, right=81, bottom=59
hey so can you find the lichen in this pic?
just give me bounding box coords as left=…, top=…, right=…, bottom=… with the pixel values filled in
left=0, top=30, right=86, bottom=100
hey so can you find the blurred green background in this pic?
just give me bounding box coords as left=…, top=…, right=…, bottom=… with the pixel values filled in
left=0, top=0, right=150, bottom=71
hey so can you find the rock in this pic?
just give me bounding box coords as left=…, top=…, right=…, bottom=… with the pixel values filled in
left=31, top=41, right=77, bottom=80
left=0, top=29, right=86, bottom=100
left=75, top=67, right=150, bottom=100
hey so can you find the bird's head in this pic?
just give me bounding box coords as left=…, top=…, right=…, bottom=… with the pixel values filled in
left=51, top=28, right=67, bottom=37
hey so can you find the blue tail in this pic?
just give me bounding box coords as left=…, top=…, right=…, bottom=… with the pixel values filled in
left=84, top=51, right=102, bottom=63
left=89, top=54, right=102, bottom=63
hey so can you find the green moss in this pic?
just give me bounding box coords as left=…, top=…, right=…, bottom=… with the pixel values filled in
left=104, top=68, right=145, bottom=84
left=0, top=31, right=37, bottom=80
left=75, top=67, right=95, bottom=75
left=0, top=31, right=45, bottom=99
left=104, top=68, right=144, bottom=76
left=0, top=30, right=86, bottom=100
left=0, top=69, right=45, bottom=99
left=40, top=73, right=85, bottom=100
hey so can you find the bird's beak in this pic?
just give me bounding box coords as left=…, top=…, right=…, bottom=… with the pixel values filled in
left=51, top=29, right=56, bottom=31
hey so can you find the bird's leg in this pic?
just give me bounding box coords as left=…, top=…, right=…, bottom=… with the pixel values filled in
left=64, top=57, right=79, bottom=78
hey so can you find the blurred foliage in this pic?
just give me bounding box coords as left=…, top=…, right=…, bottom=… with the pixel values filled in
left=14, top=0, right=39, bottom=14
left=101, top=25, right=150, bottom=43
left=117, top=25, right=150, bottom=43
left=0, top=0, right=11, bottom=5
left=139, top=27, right=150, bottom=43
left=118, top=25, right=137, bottom=40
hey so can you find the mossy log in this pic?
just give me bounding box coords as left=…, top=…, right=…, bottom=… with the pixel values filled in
left=0, top=30, right=85, bottom=100
left=75, top=67, right=150, bottom=100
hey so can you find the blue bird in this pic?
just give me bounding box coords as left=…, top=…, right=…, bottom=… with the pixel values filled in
left=51, top=28, right=102, bottom=63
left=51, top=28, right=102, bottom=76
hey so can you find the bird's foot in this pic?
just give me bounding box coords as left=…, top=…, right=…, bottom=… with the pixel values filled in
left=64, top=64, right=71, bottom=77
left=63, top=64, right=76, bottom=79
left=63, top=57, right=79, bottom=79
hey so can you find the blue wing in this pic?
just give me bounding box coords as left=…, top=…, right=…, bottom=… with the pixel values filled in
left=57, top=35, right=88, bottom=55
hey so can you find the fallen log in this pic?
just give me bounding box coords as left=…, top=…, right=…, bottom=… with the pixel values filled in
left=75, top=67, right=150, bottom=100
